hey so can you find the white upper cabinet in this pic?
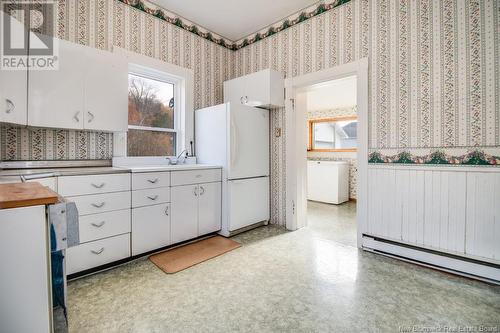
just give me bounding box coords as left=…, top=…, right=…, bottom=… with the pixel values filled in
left=28, top=37, right=128, bottom=132
left=224, top=68, right=284, bottom=108
left=0, top=61, right=27, bottom=125
left=28, top=38, right=86, bottom=130
left=0, top=11, right=27, bottom=126
left=84, top=48, right=128, bottom=132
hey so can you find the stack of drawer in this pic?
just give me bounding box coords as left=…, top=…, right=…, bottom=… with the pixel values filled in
left=131, top=172, right=171, bottom=256
left=61, top=173, right=131, bottom=275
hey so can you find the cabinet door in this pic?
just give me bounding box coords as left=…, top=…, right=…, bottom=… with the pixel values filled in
left=243, top=70, right=270, bottom=107
left=0, top=11, right=27, bottom=125
left=84, top=48, right=128, bottom=132
left=223, top=76, right=245, bottom=104
left=0, top=206, right=51, bottom=333
left=171, top=184, right=199, bottom=244
left=198, top=182, right=222, bottom=235
left=28, top=38, right=86, bottom=129
left=132, top=203, right=170, bottom=255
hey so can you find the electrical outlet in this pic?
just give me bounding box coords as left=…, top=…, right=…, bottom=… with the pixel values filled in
left=275, top=128, right=282, bottom=137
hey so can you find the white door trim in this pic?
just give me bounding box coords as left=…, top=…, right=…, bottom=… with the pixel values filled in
left=284, top=58, right=369, bottom=248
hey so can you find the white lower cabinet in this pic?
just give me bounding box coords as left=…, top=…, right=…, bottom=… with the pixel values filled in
left=132, top=203, right=171, bottom=256
left=66, top=233, right=131, bottom=275
left=198, top=182, right=222, bottom=235
left=79, top=209, right=131, bottom=243
left=171, top=181, right=222, bottom=244
left=171, top=184, right=199, bottom=243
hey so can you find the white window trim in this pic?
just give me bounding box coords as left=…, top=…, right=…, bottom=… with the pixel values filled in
left=128, top=66, right=181, bottom=155
left=111, top=47, right=194, bottom=166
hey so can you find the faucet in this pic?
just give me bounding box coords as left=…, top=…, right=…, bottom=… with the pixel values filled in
left=166, top=149, right=189, bottom=165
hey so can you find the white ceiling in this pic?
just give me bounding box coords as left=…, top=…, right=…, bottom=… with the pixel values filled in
left=151, top=0, right=319, bottom=41
left=306, top=76, right=357, bottom=111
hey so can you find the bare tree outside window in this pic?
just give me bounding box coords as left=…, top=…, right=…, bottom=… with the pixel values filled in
left=127, top=73, right=176, bottom=156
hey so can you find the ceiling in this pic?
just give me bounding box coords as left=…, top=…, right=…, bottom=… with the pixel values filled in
left=306, top=76, right=357, bottom=111
left=151, top=0, right=319, bottom=41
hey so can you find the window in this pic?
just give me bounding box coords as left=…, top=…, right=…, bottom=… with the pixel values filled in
left=127, top=72, right=178, bottom=156
left=308, top=116, right=358, bottom=152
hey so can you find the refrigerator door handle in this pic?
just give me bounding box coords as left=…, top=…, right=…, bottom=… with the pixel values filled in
left=230, top=117, right=238, bottom=168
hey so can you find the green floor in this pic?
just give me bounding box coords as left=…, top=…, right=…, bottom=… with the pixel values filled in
left=68, top=202, right=500, bottom=332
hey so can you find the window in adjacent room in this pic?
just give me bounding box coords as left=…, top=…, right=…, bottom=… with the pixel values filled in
left=308, top=116, right=358, bottom=152
left=127, top=72, right=178, bottom=156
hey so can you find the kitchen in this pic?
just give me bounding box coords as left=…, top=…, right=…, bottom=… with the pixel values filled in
left=1, top=1, right=499, bottom=332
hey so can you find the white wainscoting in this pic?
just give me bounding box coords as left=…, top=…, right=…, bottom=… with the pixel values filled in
left=366, top=165, right=500, bottom=265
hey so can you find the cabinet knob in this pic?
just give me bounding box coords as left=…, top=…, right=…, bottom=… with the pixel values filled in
left=5, top=99, right=14, bottom=114
left=91, top=221, right=106, bottom=228
left=91, top=248, right=105, bottom=255
left=87, top=111, right=95, bottom=123
left=240, top=96, right=244, bottom=104
left=73, top=111, right=80, bottom=122
left=91, top=202, right=105, bottom=208
left=165, top=206, right=169, bottom=216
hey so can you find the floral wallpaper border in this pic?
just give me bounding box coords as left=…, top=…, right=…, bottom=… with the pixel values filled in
left=368, top=149, right=500, bottom=166
left=119, top=0, right=351, bottom=50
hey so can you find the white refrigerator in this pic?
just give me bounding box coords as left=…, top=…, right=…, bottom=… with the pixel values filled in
left=195, top=103, right=270, bottom=236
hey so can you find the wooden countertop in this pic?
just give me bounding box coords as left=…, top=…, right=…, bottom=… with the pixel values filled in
left=0, top=182, right=59, bottom=209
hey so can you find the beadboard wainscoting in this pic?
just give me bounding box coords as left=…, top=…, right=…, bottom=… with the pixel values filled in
left=367, top=165, right=500, bottom=264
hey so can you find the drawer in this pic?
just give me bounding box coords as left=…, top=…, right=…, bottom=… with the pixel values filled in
left=79, top=209, right=131, bottom=243
left=68, top=191, right=131, bottom=215
left=171, top=169, right=222, bottom=186
left=132, top=187, right=170, bottom=208
left=132, top=172, right=170, bottom=190
left=58, top=174, right=130, bottom=196
left=66, top=234, right=130, bottom=275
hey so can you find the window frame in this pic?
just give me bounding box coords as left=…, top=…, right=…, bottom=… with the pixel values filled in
left=126, top=64, right=182, bottom=157
left=308, top=116, right=358, bottom=152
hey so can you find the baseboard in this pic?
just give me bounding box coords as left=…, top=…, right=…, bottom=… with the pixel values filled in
left=362, top=235, right=500, bottom=284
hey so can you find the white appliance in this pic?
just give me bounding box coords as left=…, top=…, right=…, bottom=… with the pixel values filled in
left=195, top=102, right=270, bottom=236
left=307, top=160, right=349, bottom=204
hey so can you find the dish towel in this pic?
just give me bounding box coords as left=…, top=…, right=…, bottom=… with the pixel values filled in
left=48, top=201, right=80, bottom=251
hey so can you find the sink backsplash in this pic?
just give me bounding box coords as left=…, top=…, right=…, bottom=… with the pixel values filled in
left=0, top=124, right=113, bottom=161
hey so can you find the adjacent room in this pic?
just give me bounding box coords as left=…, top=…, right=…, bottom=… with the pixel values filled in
left=304, top=76, right=358, bottom=247
left=0, top=1, right=499, bottom=332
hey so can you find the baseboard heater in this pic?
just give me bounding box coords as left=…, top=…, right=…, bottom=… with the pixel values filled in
left=362, top=235, right=500, bottom=285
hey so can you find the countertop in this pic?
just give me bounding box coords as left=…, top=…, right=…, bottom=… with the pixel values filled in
left=0, top=167, right=129, bottom=177
left=0, top=164, right=222, bottom=177
left=120, top=164, right=221, bottom=173
left=0, top=182, right=59, bottom=209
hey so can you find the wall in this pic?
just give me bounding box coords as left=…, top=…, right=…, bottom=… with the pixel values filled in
left=233, top=0, right=500, bottom=225
left=307, top=106, right=357, bottom=199
left=0, top=0, right=233, bottom=161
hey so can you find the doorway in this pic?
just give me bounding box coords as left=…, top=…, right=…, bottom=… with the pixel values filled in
left=284, top=59, right=368, bottom=248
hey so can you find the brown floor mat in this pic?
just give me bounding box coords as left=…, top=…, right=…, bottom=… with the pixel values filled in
left=149, top=236, right=241, bottom=274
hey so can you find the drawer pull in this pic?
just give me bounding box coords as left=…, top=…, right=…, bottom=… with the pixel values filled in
left=147, top=178, right=159, bottom=184
left=91, top=202, right=105, bottom=208
left=91, top=248, right=104, bottom=255
left=165, top=206, right=169, bottom=216
left=193, top=187, right=198, bottom=196
left=199, top=186, right=205, bottom=196
left=147, top=195, right=159, bottom=201
left=91, top=182, right=105, bottom=189
left=91, top=221, right=106, bottom=228
left=195, top=174, right=202, bottom=178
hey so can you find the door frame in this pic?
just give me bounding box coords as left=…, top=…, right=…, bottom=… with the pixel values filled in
left=284, top=58, right=369, bottom=248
